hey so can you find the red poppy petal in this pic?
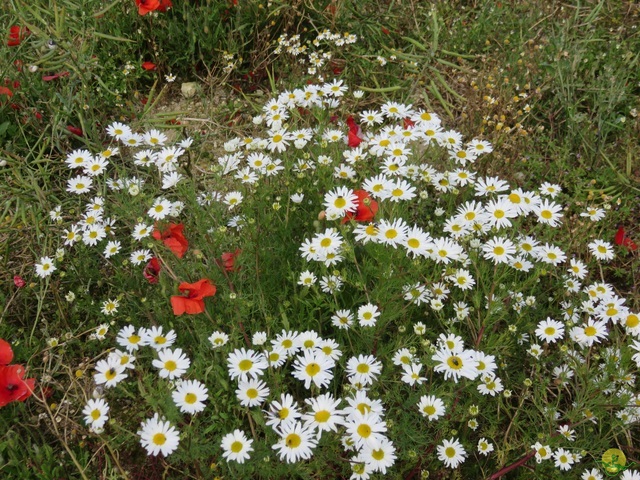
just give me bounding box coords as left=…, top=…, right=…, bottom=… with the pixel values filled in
left=0, top=365, right=34, bottom=406
left=614, top=226, right=626, bottom=245
left=183, top=299, right=205, bottom=315
left=66, top=125, right=83, bottom=136
left=348, top=130, right=363, bottom=148
left=0, top=339, right=13, bottom=365
left=164, top=237, right=187, bottom=258
left=170, top=296, right=187, bottom=315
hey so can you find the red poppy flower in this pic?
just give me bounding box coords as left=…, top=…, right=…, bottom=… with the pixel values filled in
left=615, top=225, right=638, bottom=251
left=13, top=276, right=25, bottom=288
left=0, top=364, right=35, bottom=407
left=156, top=0, right=172, bottom=12
left=135, top=0, right=160, bottom=15
left=170, top=279, right=216, bottom=315
left=218, top=249, right=241, bottom=272
left=8, top=26, right=28, bottom=47
left=0, top=86, right=13, bottom=98
left=346, top=116, right=364, bottom=148
left=342, top=189, right=379, bottom=224
left=66, top=125, right=83, bottom=136
left=143, top=257, right=162, bottom=284
left=141, top=61, right=157, bottom=71
left=153, top=223, right=189, bottom=258
left=0, top=339, right=13, bottom=366
left=42, top=71, right=69, bottom=82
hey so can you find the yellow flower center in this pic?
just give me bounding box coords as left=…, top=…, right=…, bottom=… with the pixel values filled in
left=152, top=433, right=166, bottom=446
left=286, top=433, right=301, bottom=448
left=239, top=359, right=253, bottom=371
left=185, top=393, right=197, bottom=404
left=246, top=388, right=258, bottom=399
left=357, top=424, right=372, bottom=438
left=334, top=197, right=346, bottom=208
left=231, top=441, right=243, bottom=453
left=305, top=362, right=320, bottom=376
left=372, top=449, right=385, bottom=460
left=626, top=314, right=639, bottom=328
left=315, top=410, right=330, bottom=423
left=447, top=356, right=463, bottom=370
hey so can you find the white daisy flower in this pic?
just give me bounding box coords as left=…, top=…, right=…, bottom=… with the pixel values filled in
left=66, top=175, right=93, bottom=195
left=172, top=379, right=208, bottom=414
left=236, top=378, right=270, bottom=407
left=130, top=249, right=152, bottom=266
left=437, top=437, right=467, bottom=468
left=588, top=239, right=615, bottom=261
left=35, top=256, right=56, bottom=278
left=272, top=421, right=318, bottom=463
left=147, top=197, right=173, bottom=220
left=346, top=354, right=382, bottom=386
left=145, top=326, right=177, bottom=350
left=227, top=348, right=268, bottom=382
left=209, top=331, right=229, bottom=348
left=152, top=348, right=191, bottom=379
left=477, top=438, right=494, bottom=456
left=291, top=350, right=335, bottom=389
left=417, top=395, right=446, bottom=421
left=138, top=413, right=180, bottom=457
left=83, top=398, right=110, bottom=429
left=94, top=357, right=127, bottom=388
left=220, top=429, right=253, bottom=464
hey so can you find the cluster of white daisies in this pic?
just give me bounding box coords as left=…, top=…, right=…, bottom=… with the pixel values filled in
left=210, top=328, right=499, bottom=474
left=34, top=124, right=194, bottom=278
left=274, top=30, right=358, bottom=78
left=201, top=83, right=637, bottom=475
left=222, top=331, right=395, bottom=474
left=65, top=79, right=638, bottom=478
left=84, top=324, right=206, bottom=456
